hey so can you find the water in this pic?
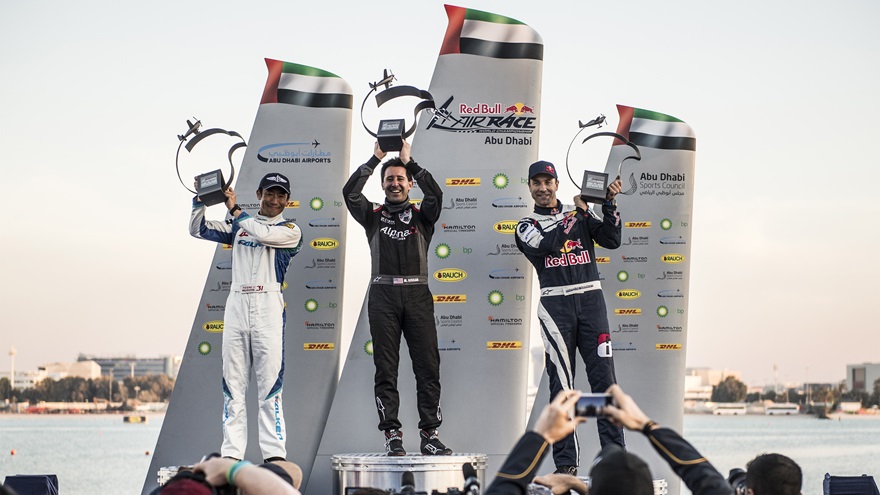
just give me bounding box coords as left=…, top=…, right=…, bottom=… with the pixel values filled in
left=0, top=414, right=162, bottom=494
left=0, top=413, right=878, bottom=495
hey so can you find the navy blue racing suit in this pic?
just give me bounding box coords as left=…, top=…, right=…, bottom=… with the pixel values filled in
left=515, top=200, right=625, bottom=468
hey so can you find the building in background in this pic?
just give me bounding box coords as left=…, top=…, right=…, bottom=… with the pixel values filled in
left=846, top=362, right=880, bottom=392
left=76, top=354, right=181, bottom=380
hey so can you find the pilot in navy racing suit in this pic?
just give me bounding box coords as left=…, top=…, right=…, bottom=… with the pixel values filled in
left=189, top=172, right=303, bottom=462
left=514, top=160, right=624, bottom=475
left=343, top=140, right=452, bottom=456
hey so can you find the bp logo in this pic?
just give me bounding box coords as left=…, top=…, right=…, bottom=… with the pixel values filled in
left=617, top=270, right=629, bottom=282
left=198, top=342, right=212, bottom=355
left=310, top=197, right=324, bottom=211
left=657, top=306, right=669, bottom=317
left=435, top=243, right=451, bottom=259
left=488, top=290, right=504, bottom=306
left=660, top=218, right=672, bottom=231
left=493, top=173, right=509, bottom=189
left=364, top=339, right=374, bottom=356
left=305, top=299, right=319, bottom=312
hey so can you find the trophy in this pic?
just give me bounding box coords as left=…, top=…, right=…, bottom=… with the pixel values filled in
left=565, top=115, right=641, bottom=204
left=175, top=118, right=247, bottom=206
left=360, top=69, right=435, bottom=152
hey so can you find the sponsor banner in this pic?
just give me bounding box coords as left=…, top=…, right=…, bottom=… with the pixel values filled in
left=152, top=58, right=352, bottom=492
left=487, top=341, right=523, bottom=350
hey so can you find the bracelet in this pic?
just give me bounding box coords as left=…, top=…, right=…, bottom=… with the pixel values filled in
left=641, top=420, right=658, bottom=435
left=229, top=204, right=242, bottom=216
left=226, top=460, right=253, bottom=486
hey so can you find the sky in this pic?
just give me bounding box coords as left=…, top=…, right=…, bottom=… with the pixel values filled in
left=1, top=0, right=878, bottom=387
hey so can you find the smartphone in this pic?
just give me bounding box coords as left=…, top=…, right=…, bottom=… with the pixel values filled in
left=574, top=393, right=613, bottom=417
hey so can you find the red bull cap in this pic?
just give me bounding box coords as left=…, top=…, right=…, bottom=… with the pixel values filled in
left=528, top=160, right=558, bottom=180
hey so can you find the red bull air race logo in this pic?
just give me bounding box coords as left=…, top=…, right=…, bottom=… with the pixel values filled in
left=426, top=96, right=536, bottom=145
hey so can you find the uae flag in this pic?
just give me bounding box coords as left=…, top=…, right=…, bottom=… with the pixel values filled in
left=439, top=5, right=543, bottom=60
left=260, top=58, right=353, bottom=109
left=614, top=104, right=696, bottom=151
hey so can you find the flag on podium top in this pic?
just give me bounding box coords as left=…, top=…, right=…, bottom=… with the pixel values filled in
left=614, top=105, right=696, bottom=151
left=439, top=5, right=543, bottom=60
left=260, top=58, right=353, bottom=109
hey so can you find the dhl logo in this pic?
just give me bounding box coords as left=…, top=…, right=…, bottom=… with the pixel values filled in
left=202, top=321, right=224, bottom=333
left=222, top=244, right=233, bottom=250
left=493, top=221, right=517, bottom=234
left=303, top=343, right=335, bottom=351
left=310, top=238, right=339, bottom=250
left=614, top=308, right=642, bottom=315
left=596, top=257, right=610, bottom=263
left=434, top=269, right=467, bottom=282
left=487, top=341, right=522, bottom=350
left=409, top=198, right=422, bottom=205
left=285, top=201, right=300, bottom=208
left=616, top=289, right=641, bottom=300
left=625, top=222, right=652, bottom=228
left=655, top=344, right=682, bottom=350
left=446, top=178, right=481, bottom=186
left=661, top=253, right=685, bottom=263
left=433, top=295, right=466, bottom=303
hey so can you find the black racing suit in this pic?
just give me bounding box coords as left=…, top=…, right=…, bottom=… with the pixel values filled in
left=485, top=427, right=733, bottom=495
left=343, top=154, right=444, bottom=431
left=515, top=200, right=625, bottom=467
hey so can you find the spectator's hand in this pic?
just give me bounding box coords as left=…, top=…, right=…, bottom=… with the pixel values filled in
left=194, top=456, right=235, bottom=486
left=573, top=195, right=588, bottom=210
left=374, top=141, right=387, bottom=160
left=533, top=473, right=589, bottom=495
left=606, top=176, right=622, bottom=201
left=604, top=384, right=651, bottom=431
left=534, top=389, right=586, bottom=443
left=400, top=139, right=411, bottom=164
left=224, top=187, right=237, bottom=210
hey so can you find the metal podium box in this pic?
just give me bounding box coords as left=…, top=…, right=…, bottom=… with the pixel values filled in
left=331, top=453, right=487, bottom=495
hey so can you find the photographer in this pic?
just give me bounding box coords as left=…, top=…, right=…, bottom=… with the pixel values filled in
left=155, top=456, right=301, bottom=495
left=486, top=385, right=734, bottom=495
left=742, top=454, right=802, bottom=495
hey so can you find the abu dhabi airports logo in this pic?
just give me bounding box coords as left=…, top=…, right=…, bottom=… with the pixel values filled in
left=309, top=217, right=340, bottom=228
left=489, top=268, right=524, bottom=280
left=257, top=141, right=332, bottom=164
left=425, top=95, right=538, bottom=136
left=492, top=197, right=528, bottom=209
left=657, top=289, right=684, bottom=298
left=305, top=279, right=336, bottom=290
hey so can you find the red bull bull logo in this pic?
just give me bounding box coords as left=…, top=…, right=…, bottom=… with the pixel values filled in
left=560, top=239, right=584, bottom=253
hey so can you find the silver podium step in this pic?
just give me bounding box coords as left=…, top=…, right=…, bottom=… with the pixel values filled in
left=331, top=453, right=487, bottom=495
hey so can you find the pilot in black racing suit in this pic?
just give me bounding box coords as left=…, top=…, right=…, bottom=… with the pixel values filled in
left=514, top=160, right=625, bottom=475
left=343, top=140, right=452, bottom=456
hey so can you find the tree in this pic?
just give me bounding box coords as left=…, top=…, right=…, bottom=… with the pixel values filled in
left=711, top=376, right=747, bottom=403
left=0, top=377, right=10, bottom=402
left=870, top=378, right=880, bottom=407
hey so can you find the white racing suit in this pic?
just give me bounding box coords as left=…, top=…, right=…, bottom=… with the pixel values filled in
left=190, top=200, right=303, bottom=460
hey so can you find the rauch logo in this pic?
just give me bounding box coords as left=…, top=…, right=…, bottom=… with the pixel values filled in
left=661, top=253, right=685, bottom=263
left=493, top=221, right=517, bottom=234
left=616, top=290, right=641, bottom=300
left=203, top=321, right=224, bottom=333
left=434, top=269, right=467, bottom=282
left=310, top=238, right=339, bottom=250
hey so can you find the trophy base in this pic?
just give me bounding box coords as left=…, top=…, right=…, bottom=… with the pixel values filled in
left=580, top=170, right=609, bottom=204
left=377, top=119, right=405, bottom=152
left=196, top=170, right=227, bottom=206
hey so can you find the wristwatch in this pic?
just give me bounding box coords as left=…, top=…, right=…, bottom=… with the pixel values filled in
left=229, top=204, right=242, bottom=215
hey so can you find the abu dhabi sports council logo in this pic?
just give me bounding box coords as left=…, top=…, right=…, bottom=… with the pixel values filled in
left=619, top=172, right=687, bottom=197
left=443, top=197, right=479, bottom=210
left=425, top=96, right=538, bottom=135
left=486, top=243, right=520, bottom=256
left=257, top=141, right=332, bottom=164
left=304, top=258, right=336, bottom=269
left=621, top=236, right=649, bottom=246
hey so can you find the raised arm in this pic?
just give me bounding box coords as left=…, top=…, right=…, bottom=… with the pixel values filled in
left=343, top=147, right=382, bottom=227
